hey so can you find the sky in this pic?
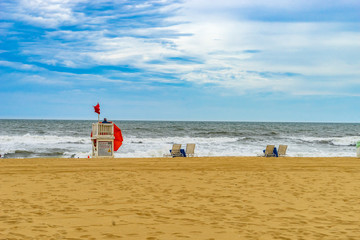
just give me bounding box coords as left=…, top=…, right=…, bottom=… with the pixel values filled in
left=1, top=0, right=360, bottom=122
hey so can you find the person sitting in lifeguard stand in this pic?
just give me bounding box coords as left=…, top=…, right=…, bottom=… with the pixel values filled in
left=102, top=118, right=110, bottom=123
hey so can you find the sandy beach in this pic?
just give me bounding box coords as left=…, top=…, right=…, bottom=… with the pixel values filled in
left=1, top=156, right=360, bottom=239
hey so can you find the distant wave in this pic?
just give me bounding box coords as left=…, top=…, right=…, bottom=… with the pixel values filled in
left=289, top=136, right=360, bottom=146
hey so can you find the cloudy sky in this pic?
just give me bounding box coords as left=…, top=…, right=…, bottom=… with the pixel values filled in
left=1, top=0, right=359, bottom=121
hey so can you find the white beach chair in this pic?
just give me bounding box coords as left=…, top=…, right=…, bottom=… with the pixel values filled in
left=186, top=143, right=196, bottom=157
left=278, top=145, right=288, bottom=156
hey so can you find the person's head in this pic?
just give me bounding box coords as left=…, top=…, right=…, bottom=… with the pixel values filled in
left=104, top=118, right=107, bottom=121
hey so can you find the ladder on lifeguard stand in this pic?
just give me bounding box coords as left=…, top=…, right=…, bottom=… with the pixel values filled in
left=91, top=122, right=115, bottom=158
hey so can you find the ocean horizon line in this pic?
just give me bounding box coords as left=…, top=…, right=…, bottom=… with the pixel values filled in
left=0, top=118, right=359, bottom=124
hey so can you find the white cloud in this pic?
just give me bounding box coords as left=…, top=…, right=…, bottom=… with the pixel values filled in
left=165, top=3, right=360, bottom=95
left=21, top=74, right=70, bottom=85
left=2, top=0, right=359, bottom=96
left=0, top=60, right=44, bottom=71
left=17, top=0, right=88, bottom=27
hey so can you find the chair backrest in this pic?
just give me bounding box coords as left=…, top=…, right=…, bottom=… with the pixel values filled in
left=186, top=143, right=195, bottom=157
left=171, top=144, right=182, bottom=156
left=278, top=145, right=288, bottom=156
left=264, top=145, right=275, bottom=156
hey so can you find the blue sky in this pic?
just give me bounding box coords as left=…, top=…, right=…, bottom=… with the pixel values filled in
left=1, top=0, right=359, bottom=122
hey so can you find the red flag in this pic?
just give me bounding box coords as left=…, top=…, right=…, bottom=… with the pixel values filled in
left=93, top=103, right=100, bottom=114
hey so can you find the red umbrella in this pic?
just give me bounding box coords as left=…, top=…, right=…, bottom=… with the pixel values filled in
left=113, top=123, right=123, bottom=151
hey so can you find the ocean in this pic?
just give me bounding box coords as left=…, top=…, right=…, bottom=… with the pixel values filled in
left=0, top=119, right=359, bottom=158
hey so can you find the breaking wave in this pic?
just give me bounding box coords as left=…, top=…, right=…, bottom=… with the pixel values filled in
left=1, top=120, right=360, bottom=158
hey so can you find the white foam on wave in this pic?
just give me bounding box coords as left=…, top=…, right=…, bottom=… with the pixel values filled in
left=287, top=135, right=360, bottom=146
left=1, top=133, right=358, bottom=158
left=126, top=135, right=239, bottom=144
left=0, top=134, right=91, bottom=157
left=114, top=136, right=243, bottom=158
left=0, top=134, right=90, bottom=144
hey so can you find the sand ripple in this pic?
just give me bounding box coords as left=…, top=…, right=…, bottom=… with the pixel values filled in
left=1, top=157, right=360, bottom=239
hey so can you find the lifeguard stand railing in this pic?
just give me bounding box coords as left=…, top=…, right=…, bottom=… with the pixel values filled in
left=91, top=122, right=115, bottom=158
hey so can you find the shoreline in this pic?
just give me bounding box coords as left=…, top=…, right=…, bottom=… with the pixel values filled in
left=1, top=155, right=358, bottom=160
left=1, top=156, right=360, bottom=239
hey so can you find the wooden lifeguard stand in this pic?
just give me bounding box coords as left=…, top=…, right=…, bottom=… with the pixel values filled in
left=91, top=122, right=115, bottom=158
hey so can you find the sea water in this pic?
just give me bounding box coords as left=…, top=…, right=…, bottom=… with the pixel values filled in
left=0, top=119, right=359, bottom=158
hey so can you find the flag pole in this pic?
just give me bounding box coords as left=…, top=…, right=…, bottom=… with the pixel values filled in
left=98, top=113, right=100, bottom=122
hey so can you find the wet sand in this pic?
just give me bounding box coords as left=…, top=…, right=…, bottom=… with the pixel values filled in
left=1, top=156, right=360, bottom=239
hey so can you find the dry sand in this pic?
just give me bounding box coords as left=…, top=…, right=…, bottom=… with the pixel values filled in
left=1, top=156, right=360, bottom=240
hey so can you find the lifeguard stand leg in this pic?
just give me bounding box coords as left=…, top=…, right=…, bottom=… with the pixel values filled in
left=92, top=139, right=97, bottom=157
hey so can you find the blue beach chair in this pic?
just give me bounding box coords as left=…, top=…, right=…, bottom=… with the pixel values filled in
left=263, top=145, right=278, bottom=157
left=169, top=144, right=184, bottom=157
